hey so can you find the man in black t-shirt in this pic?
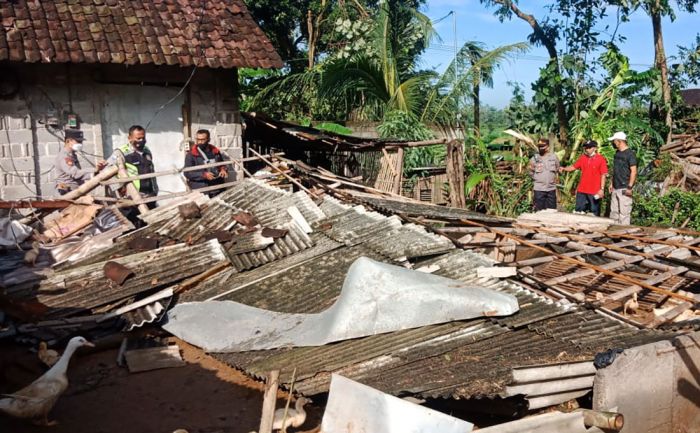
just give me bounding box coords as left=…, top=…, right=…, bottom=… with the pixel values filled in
left=608, top=131, right=637, bottom=225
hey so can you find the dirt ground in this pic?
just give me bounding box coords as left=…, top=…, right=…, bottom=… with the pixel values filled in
left=0, top=339, right=322, bottom=433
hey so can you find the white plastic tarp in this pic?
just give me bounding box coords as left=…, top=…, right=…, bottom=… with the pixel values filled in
left=321, top=374, right=473, bottom=433
left=164, top=257, right=519, bottom=352
left=0, top=218, right=32, bottom=246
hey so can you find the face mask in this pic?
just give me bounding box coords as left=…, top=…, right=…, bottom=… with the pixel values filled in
left=72, top=143, right=83, bottom=152
left=133, top=139, right=146, bottom=149
left=538, top=148, right=546, bottom=155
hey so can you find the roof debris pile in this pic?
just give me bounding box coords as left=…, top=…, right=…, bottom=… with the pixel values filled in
left=661, top=133, right=700, bottom=192
left=1, top=163, right=699, bottom=431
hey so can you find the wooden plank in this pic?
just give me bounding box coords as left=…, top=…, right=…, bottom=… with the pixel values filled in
left=0, top=200, right=73, bottom=209
left=650, top=301, right=694, bottom=327
left=125, top=345, right=185, bottom=373
left=606, top=268, right=688, bottom=302
left=603, top=231, right=700, bottom=254
left=259, top=370, right=280, bottom=433
left=462, top=219, right=698, bottom=304
left=544, top=257, right=642, bottom=286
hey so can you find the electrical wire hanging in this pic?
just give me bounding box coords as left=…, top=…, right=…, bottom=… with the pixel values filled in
left=145, top=0, right=208, bottom=130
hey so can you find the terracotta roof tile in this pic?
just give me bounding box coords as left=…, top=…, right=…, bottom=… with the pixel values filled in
left=1, top=0, right=282, bottom=68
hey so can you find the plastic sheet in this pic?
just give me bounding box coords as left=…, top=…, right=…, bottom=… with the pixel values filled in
left=165, top=256, right=519, bottom=352
left=321, top=374, right=473, bottom=433
left=0, top=218, right=32, bottom=246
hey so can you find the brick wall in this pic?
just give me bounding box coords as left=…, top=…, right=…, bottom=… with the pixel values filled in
left=0, top=64, right=243, bottom=200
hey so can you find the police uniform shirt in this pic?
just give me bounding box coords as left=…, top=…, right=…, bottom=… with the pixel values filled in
left=54, top=148, right=92, bottom=192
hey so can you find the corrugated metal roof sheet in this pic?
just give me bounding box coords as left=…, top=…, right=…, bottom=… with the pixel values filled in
left=6, top=240, right=227, bottom=318
left=211, top=245, right=672, bottom=399
left=347, top=192, right=512, bottom=224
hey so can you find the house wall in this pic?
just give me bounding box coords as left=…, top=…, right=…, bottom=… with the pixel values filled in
left=592, top=331, right=700, bottom=433
left=0, top=63, right=242, bottom=201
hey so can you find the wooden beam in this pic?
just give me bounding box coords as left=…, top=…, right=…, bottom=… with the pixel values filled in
left=103, top=181, right=239, bottom=207
left=61, top=165, right=119, bottom=201
left=445, top=140, right=466, bottom=208
left=258, top=370, right=280, bottom=433
left=0, top=200, right=73, bottom=209
left=606, top=268, right=688, bottom=302
left=248, top=148, right=318, bottom=197
left=460, top=219, right=698, bottom=304
left=544, top=257, right=643, bottom=286
left=602, top=231, right=700, bottom=254
left=99, top=153, right=283, bottom=185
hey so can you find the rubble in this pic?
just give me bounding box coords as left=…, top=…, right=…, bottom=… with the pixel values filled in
left=1, top=157, right=699, bottom=433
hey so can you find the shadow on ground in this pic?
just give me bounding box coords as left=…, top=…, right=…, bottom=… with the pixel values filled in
left=0, top=339, right=322, bottom=433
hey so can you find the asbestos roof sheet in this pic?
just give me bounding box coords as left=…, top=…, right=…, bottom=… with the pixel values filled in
left=0, top=0, right=283, bottom=69
left=5, top=240, right=227, bottom=318
left=347, top=192, right=513, bottom=224
left=210, top=245, right=673, bottom=399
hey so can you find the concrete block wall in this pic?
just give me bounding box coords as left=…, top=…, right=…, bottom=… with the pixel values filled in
left=190, top=69, right=243, bottom=180
left=0, top=64, right=243, bottom=200
left=0, top=66, right=103, bottom=200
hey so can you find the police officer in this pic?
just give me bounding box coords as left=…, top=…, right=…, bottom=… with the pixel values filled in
left=107, top=125, right=158, bottom=202
left=183, top=129, right=230, bottom=196
left=528, top=138, right=560, bottom=211
left=54, top=129, right=106, bottom=195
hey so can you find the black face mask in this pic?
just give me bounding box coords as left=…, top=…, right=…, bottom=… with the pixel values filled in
left=538, top=148, right=547, bottom=155
left=133, top=139, right=146, bottom=149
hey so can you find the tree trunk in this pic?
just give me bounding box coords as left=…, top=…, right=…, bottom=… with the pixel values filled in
left=494, top=1, right=570, bottom=156
left=446, top=140, right=466, bottom=208
left=651, top=2, right=673, bottom=139
left=473, top=81, right=481, bottom=138
left=307, top=10, right=316, bottom=70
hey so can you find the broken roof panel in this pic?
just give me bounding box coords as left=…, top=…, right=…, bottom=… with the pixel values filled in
left=4, top=240, right=227, bottom=318
left=347, top=192, right=512, bottom=224
left=166, top=257, right=519, bottom=352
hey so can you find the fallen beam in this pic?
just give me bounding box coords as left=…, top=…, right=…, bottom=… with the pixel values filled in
left=0, top=200, right=73, bottom=209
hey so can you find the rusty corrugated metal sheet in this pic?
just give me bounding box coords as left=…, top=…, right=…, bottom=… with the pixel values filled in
left=7, top=240, right=227, bottom=318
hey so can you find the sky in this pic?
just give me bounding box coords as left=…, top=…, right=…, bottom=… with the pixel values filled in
left=420, top=0, right=700, bottom=108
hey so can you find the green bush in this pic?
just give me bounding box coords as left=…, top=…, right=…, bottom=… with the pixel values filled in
left=633, top=189, right=700, bottom=231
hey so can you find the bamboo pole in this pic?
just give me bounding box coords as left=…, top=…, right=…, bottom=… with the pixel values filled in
left=98, top=180, right=239, bottom=207
left=460, top=219, right=698, bottom=304
left=100, top=153, right=283, bottom=185
left=114, top=154, right=150, bottom=214
left=61, top=165, right=119, bottom=200
left=259, top=370, right=280, bottom=433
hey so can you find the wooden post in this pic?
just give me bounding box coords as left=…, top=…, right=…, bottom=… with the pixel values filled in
left=61, top=165, right=119, bottom=201
left=259, top=370, right=280, bottom=433
left=115, top=154, right=150, bottom=215
left=445, top=139, right=466, bottom=208
left=394, top=147, right=404, bottom=195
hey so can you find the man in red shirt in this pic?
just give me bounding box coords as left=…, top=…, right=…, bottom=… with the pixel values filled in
left=559, top=140, right=608, bottom=216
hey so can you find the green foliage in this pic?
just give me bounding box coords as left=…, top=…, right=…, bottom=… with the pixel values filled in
left=378, top=110, right=434, bottom=140
left=314, top=122, right=354, bottom=135
left=633, top=189, right=700, bottom=231
left=463, top=135, right=533, bottom=217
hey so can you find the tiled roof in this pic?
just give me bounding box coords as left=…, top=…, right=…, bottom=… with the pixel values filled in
left=0, top=0, right=283, bottom=69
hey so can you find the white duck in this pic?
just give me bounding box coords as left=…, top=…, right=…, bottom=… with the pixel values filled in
left=0, top=336, right=94, bottom=426
left=272, top=397, right=311, bottom=432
